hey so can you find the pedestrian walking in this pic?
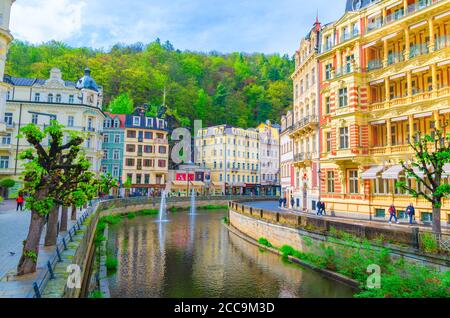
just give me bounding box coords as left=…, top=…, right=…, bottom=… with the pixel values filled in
left=316, top=201, right=323, bottom=216
left=322, top=201, right=326, bottom=216
left=279, top=197, right=283, bottom=208
left=283, top=197, right=287, bottom=208
left=16, top=193, right=24, bottom=211
left=388, top=204, right=399, bottom=224
left=291, top=197, right=295, bottom=209
left=406, top=203, right=415, bottom=225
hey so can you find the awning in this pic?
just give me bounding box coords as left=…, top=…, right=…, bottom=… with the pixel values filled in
left=212, top=182, right=225, bottom=187
left=361, top=166, right=384, bottom=180
left=382, top=165, right=403, bottom=179
left=232, top=182, right=246, bottom=187
left=172, top=181, right=188, bottom=187
left=190, top=181, right=205, bottom=187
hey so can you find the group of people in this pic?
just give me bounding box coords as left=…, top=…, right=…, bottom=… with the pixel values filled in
left=388, top=203, right=415, bottom=225
left=316, top=200, right=326, bottom=216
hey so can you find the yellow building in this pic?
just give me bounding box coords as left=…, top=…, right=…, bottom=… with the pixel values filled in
left=318, top=0, right=450, bottom=224
left=195, top=125, right=260, bottom=195
left=122, top=107, right=169, bottom=196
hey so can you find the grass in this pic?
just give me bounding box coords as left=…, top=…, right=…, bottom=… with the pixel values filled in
left=198, top=205, right=228, bottom=210
left=136, top=209, right=159, bottom=216
left=89, top=291, right=104, bottom=298
left=420, top=232, right=440, bottom=254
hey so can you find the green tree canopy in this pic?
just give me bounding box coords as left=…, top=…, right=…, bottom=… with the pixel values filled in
left=107, top=93, right=134, bottom=114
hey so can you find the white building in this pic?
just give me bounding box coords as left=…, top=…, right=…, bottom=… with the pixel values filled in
left=257, top=121, right=280, bottom=196
left=0, top=0, right=14, bottom=135
left=280, top=111, right=294, bottom=204
left=0, top=67, right=105, bottom=196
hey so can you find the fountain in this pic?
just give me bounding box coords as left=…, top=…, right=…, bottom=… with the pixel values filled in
left=157, top=190, right=169, bottom=223
left=189, top=189, right=197, bottom=215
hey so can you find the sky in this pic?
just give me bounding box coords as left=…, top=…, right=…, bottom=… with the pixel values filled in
left=10, top=0, right=347, bottom=55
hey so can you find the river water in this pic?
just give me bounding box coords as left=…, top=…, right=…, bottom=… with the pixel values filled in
left=107, top=210, right=355, bottom=298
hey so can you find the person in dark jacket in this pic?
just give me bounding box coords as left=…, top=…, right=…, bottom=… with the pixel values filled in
left=406, top=203, right=415, bottom=225
left=291, top=197, right=295, bottom=209
left=279, top=197, right=283, bottom=208
left=317, top=201, right=322, bottom=216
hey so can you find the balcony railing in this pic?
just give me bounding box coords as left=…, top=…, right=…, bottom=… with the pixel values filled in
left=365, top=0, right=444, bottom=33
left=410, top=44, right=429, bottom=58
left=292, top=115, right=319, bottom=133
left=367, top=59, right=383, bottom=71
left=387, top=52, right=405, bottom=65
left=294, top=152, right=313, bottom=163
left=435, top=35, right=450, bottom=50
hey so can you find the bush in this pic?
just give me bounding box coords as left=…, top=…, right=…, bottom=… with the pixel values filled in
left=420, top=232, right=439, bottom=254
left=137, top=209, right=158, bottom=216
left=0, top=196, right=3, bottom=204
left=127, top=212, right=136, bottom=219
left=105, top=257, right=118, bottom=272
left=0, top=179, right=15, bottom=188
left=102, top=214, right=122, bottom=225
left=258, top=237, right=272, bottom=248
left=222, top=216, right=229, bottom=225
left=200, top=205, right=228, bottom=210
left=90, top=291, right=104, bottom=298
left=279, top=245, right=295, bottom=258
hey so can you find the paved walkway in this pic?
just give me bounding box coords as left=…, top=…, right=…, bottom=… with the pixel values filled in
left=0, top=200, right=85, bottom=297
left=245, top=201, right=449, bottom=233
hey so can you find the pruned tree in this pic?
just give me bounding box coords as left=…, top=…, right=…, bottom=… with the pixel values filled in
left=396, top=125, right=450, bottom=234
left=99, top=172, right=119, bottom=197
left=16, top=121, right=90, bottom=275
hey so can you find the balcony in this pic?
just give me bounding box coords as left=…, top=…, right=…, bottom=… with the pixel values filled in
left=0, top=143, right=12, bottom=151
left=340, top=31, right=359, bottom=44
left=369, top=144, right=411, bottom=156
left=290, top=115, right=319, bottom=137
left=293, top=152, right=313, bottom=167
left=409, top=44, right=429, bottom=59
left=387, top=52, right=405, bottom=65
left=367, top=59, right=383, bottom=71
left=435, top=35, right=450, bottom=51
left=365, top=0, right=444, bottom=34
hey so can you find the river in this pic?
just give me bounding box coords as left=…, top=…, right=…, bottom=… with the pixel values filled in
left=106, top=210, right=355, bottom=298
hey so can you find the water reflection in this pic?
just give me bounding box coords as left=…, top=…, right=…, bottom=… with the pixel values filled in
left=107, top=211, right=355, bottom=298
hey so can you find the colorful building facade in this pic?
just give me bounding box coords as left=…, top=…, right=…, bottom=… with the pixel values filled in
left=122, top=107, right=169, bottom=195
left=316, top=0, right=450, bottom=223
left=101, top=113, right=125, bottom=182
left=257, top=121, right=281, bottom=196
left=280, top=110, right=295, bottom=204
left=290, top=20, right=322, bottom=211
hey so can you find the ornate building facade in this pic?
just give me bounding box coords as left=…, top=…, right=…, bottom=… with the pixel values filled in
left=101, top=113, right=125, bottom=182
left=280, top=110, right=294, bottom=204
left=0, top=67, right=105, bottom=197
left=317, top=0, right=450, bottom=223
left=257, top=121, right=280, bottom=196
left=290, top=20, right=322, bottom=211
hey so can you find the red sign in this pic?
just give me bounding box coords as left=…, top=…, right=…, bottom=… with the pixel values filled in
left=176, top=173, right=195, bottom=181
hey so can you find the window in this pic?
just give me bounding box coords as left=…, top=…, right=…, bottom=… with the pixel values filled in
left=86, top=137, right=91, bottom=148
left=325, top=64, right=332, bottom=80
left=143, top=159, right=154, bottom=167
left=326, top=132, right=332, bottom=152
left=136, top=174, right=142, bottom=184
left=113, top=149, right=120, bottom=160
left=114, top=134, right=120, bottom=143
left=145, top=132, right=153, bottom=139
left=103, top=134, right=109, bottom=143
left=391, top=126, right=397, bottom=146
left=349, top=170, right=359, bottom=194
left=327, top=171, right=335, bottom=193
left=312, top=69, right=316, bottom=85
left=34, top=93, right=40, bottom=102
left=4, top=113, right=12, bottom=126
left=127, top=130, right=136, bottom=138
left=68, top=116, right=74, bottom=127
left=113, top=119, right=119, bottom=128
left=48, top=94, right=53, bottom=103
left=325, top=97, right=331, bottom=114
left=159, top=146, right=166, bottom=154
left=144, top=145, right=152, bottom=153
left=126, top=144, right=136, bottom=152
left=0, top=156, right=9, bottom=169
left=146, top=118, right=153, bottom=127
left=126, top=158, right=135, bottom=166
left=338, top=88, right=348, bottom=107
left=133, top=116, right=141, bottom=126
left=1, top=134, right=11, bottom=145
left=87, top=118, right=93, bottom=130
left=103, top=150, right=108, bottom=160
left=31, top=114, right=38, bottom=125
left=144, top=174, right=150, bottom=184
left=158, top=160, right=166, bottom=168
left=113, top=165, right=119, bottom=177
left=56, top=94, right=62, bottom=103
left=340, top=127, right=349, bottom=149
left=375, top=209, right=385, bottom=218
left=69, top=95, right=74, bottom=104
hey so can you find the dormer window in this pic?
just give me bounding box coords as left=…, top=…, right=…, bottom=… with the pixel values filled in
left=114, top=119, right=119, bottom=128
left=146, top=117, right=153, bottom=127
left=48, top=94, right=53, bottom=103
left=56, top=94, right=62, bottom=103
left=133, top=116, right=141, bottom=126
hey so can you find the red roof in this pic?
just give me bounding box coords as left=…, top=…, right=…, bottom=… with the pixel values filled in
left=104, top=112, right=126, bottom=129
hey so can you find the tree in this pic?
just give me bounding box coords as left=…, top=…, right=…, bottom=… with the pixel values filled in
left=396, top=126, right=450, bottom=234
left=99, top=173, right=119, bottom=196
left=16, top=121, right=88, bottom=275
left=107, top=93, right=134, bottom=114
left=0, top=178, right=15, bottom=198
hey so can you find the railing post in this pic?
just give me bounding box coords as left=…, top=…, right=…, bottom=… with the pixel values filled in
left=33, top=282, right=41, bottom=298
left=56, top=246, right=62, bottom=262
left=62, top=237, right=67, bottom=250
left=412, top=227, right=420, bottom=249
left=68, top=229, right=73, bottom=242
left=47, top=261, right=55, bottom=279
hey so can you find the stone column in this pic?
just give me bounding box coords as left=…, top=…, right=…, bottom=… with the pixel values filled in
left=404, top=28, right=410, bottom=61
left=386, top=119, right=392, bottom=148
left=385, top=77, right=391, bottom=101
left=434, top=110, right=441, bottom=131
left=383, top=40, right=388, bottom=66
left=431, top=64, right=438, bottom=97
left=408, top=115, right=414, bottom=143
left=428, top=18, right=435, bottom=53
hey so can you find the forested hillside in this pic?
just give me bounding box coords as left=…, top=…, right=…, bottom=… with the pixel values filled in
left=5, top=39, right=294, bottom=128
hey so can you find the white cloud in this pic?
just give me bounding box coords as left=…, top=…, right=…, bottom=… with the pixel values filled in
left=10, top=0, right=86, bottom=43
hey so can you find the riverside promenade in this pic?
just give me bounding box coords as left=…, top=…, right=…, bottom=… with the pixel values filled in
left=245, top=201, right=450, bottom=233
left=0, top=200, right=87, bottom=298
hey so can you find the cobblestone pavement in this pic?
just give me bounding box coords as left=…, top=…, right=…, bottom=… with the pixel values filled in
left=244, top=201, right=449, bottom=232
left=0, top=200, right=85, bottom=297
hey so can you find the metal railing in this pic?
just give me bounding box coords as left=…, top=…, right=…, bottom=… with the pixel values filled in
left=29, top=200, right=101, bottom=298
left=292, top=115, right=319, bottom=132
left=418, top=231, right=450, bottom=253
